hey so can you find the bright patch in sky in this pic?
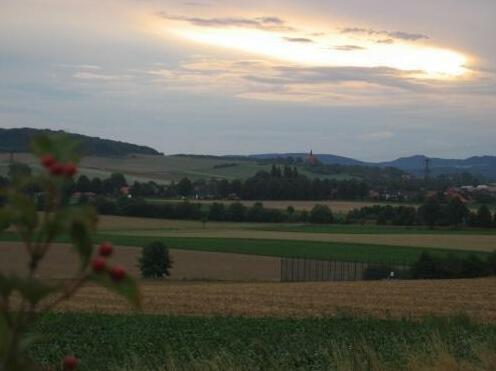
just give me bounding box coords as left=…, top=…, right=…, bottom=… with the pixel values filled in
left=163, top=23, right=467, bottom=79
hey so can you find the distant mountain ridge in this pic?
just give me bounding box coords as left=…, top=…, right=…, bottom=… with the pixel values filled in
left=251, top=153, right=496, bottom=180
left=0, top=128, right=161, bottom=157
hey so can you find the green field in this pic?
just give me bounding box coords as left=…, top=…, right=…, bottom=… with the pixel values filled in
left=0, top=152, right=354, bottom=183
left=0, top=231, right=488, bottom=264
left=258, top=223, right=496, bottom=235
left=30, top=313, right=496, bottom=370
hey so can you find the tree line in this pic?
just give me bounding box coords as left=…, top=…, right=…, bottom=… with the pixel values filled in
left=347, top=196, right=496, bottom=228
left=81, top=196, right=496, bottom=228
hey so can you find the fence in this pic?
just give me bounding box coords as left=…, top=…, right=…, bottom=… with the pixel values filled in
left=280, top=257, right=412, bottom=282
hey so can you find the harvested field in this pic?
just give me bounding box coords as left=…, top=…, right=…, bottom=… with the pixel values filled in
left=57, top=278, right=496, bottom=322
left=0, top=242, right=279, bottom=281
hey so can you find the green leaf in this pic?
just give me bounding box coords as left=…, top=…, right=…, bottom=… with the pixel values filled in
left=55, top=206, right=98, bottom=269
left=0, top=209, right=11, bottom=232
left=90, top=273, right=141, bottom=309
left=0, top=313, right=10, bottom=358
left=7, top=192, right=38, bottom=232
left=15, top=278, right=58, bottom=307
left=70, top=221, right=93, bottom=269
left=31, top=134, right=81, bottom=163
left=0, top=273, right=14, bottom=298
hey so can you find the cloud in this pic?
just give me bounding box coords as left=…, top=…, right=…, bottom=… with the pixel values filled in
left=358, top=130, right=394, bottom=141
left=283, top=37, right=313, bottom=43
left=376, top=39, right=394, bottom=44
left=73, top=71, right=132, bottom=81
left=341, top=27, right=429, bottom=41
left=158, top=13, right=294, bottom=31
left=332, top=45, right=365, bottom=51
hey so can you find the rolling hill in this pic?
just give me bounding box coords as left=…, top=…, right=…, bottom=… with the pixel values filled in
left=1, top=128, right=494, bottom=181
left=0, top=128, right=161, bottom=156
left=253, top=153, right=496, bottom=180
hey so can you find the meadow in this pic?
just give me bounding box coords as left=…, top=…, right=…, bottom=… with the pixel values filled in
left=0, top=152, right=353, bottom=183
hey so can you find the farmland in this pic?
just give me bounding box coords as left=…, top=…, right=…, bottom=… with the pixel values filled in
left=148, top=199, right=410, bottom=213
left=0, top=152, right=353, bottom=183
left=2, top=209, right=495, bottom=370
left=29, top=313, right=496, bottom=370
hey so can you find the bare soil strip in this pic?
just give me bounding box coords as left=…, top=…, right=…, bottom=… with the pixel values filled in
left=0, top=242, right=280, bottom=281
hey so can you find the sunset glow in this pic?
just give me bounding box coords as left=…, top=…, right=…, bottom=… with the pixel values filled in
left=164, top=24, right=468, bottom=79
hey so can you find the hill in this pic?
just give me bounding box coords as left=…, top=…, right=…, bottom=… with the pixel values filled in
left=253, top=153, right=496, bottom=180
left=251, top=153, right=364, bottom=166
left=0, top=128, right=161, bottom=156
left=378, top=155, right=496, bottom=179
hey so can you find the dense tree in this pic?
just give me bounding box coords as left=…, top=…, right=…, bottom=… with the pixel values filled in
left=109, top=173, right=127, bottom=190
left=90, top=177, right=103, bottom=194
left=76, top=175, right=91, bottom=193
left=139, top=241, right=173, bottom=278
left=445, top=198, right=469, bottom=228
left=177, top=177, right=193, bottom=197
left=476, top=205, right=493, bottom=228
left=7, top=162, right=31, bottom=181
left=309, top=204, right=334, bottom=224
left=208, top=202, right=226, bottom=221
left=227, top=202, right=247, bottom=222
left=418, top=197, right=442, bottom=229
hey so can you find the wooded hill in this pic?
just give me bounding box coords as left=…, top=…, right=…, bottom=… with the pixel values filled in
left=0, top=128, right=161, bottom=156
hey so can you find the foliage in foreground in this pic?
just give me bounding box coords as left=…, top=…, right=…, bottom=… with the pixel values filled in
left=30, top=313, right=496, bottom=370
left=0, top=135, right=140, bottom=370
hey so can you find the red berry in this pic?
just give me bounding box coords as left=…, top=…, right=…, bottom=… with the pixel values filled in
left=91, top=257, right=106, bottom=273
left=40, top=154, right=56, bottom=168
left=98, top=242, right=113, bottom=257
left=62, top=355, right=79, bottom=370
left=49, top=162, right=64, bottom=176
left=63, top=163, right=78, bottom=177
left=110, top=266, right=126, bottom=282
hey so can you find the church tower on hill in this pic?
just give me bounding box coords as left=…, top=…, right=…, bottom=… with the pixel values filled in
left=306, top=150, right=318, bottom=166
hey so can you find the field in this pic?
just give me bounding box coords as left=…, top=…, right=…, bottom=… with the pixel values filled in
left=0, top=152, right=353, bottom=183
left=148, top=199, right=413, bottom=213
left=51, top=278, right=496, bottom=321
left=29, top=313, right=496, bottom=370
left=2, top=213, right=495, bottom=370
left=0, top=242, right=280, bottom=282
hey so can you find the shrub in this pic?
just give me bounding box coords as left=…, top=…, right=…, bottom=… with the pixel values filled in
left=488, top=251, right=496, bottom=275
left=0, top=134, right=139, bottom=369
left=139, top=241, right=173, bottom=278
left=309, top=204, right=334, bottom=224
left=410, top=251, right=493, bottom=279
left=363, top=265, right=392, bottom=280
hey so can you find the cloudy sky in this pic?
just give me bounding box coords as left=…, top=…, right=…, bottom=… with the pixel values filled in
left=1, top=0, right=495, bottom=161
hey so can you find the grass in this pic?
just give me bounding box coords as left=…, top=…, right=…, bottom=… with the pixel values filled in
left=1, top=152, right=353, bottom=183
left=30, top=313, right=496, bottom=370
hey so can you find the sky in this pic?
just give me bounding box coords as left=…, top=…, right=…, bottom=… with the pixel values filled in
left=0, top=0, right=495, bottom=161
